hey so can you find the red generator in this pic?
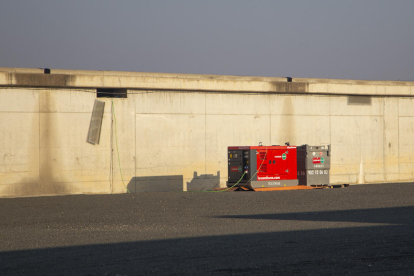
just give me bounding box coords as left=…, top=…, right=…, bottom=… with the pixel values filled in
left=227, top=145, right=298, bottom=189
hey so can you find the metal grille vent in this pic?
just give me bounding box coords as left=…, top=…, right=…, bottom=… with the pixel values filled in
left=259, top=152, right=266, bottom=160
left=97, top=88, right=127, bottom=98
left=87, top=100, right=105, bottom=145
left=347, top=96, right=371, bottom=105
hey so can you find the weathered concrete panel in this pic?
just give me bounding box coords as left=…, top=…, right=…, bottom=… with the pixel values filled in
left=365, top=174, right=386, bottom=183
left=399, top=165, right=414, bottom=181
left=270, top=95, right=331, bottom=116
left=110, top=99, right=136, bottom=194
left=1, top=181, right=111, bottom=197
left=38, top=147, right=110, bottom=183
left=39, top=89, right=96, bottom=113
left=270, top=115, right=331, bottom=146
left=399, top=117, right=414, bottom=177
left=382, top=98, right=399, bottom=180
left=399, top=98, right=414, bottom=117
left=206, top=115, right=270, bottom=148
left=57, top=181, right=111, bottom=194
left=135, top=114, right=206, bottom=191
left=330, top=116, right=383, bottom=183
left=135, top=91, right=205, bottom=115
left=0, top=113, right=39, bottom=187
left=330, top=96, right=382, bottom=116
left=38, top=112, right=111, bottom=195
left=206, top=93, right=270, bottom=115
left=0, top=88, right=39, bottom=112
left=40, top=113, right=103, bottom=148
left=398, top=173, right=414, bottom=181
left=330, top=174, right=352, bottom=184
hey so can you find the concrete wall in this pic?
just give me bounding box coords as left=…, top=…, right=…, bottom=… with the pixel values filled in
left=1, top=68, right=414, bottom=197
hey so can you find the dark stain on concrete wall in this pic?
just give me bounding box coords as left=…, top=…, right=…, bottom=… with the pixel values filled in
left=271, top=82, right=308, bottom=93
left=279, top=96, right=296, bottom=145
left=4, top=111, right=41, bottom=197
left=14, top=73, right=71, bottom=87
left=38, top=90, right=68, bottom=195
left=3, top=90, right=68, bottom=197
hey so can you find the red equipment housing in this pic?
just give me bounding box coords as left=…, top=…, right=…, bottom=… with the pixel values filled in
left=227, top=145, right=298, bottom=189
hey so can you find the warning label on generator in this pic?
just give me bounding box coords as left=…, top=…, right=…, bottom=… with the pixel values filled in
left=313, top=157, right=325, bottom=164
left=313, top=157, right=321, bottom=163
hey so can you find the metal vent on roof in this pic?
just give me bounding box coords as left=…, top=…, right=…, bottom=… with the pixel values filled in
left=347, top=96, right=372, bottom=105
left=87, top=100, right=105, bottom=145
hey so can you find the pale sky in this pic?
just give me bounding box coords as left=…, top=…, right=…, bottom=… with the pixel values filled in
left=1, top=0, right=413, bottom=81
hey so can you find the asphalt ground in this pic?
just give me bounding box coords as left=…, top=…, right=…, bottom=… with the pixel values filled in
left=0, top=183, right=414, bottom=275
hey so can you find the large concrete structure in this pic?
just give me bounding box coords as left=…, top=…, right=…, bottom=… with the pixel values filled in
left=0, top=67, right=413, bottom=197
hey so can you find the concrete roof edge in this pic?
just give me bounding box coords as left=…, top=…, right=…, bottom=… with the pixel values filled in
left=292, top=77, right=414, bottom=86
left=0, top=67, right=414, bottom=91
left=0, top=67, right=287, bottom=82
left=0, top=67, right=45, bottom=74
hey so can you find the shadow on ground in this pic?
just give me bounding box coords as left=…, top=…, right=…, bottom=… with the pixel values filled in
left=217, top=206, right=414, bottom=224
left=1, top=206, right=413, bottom=275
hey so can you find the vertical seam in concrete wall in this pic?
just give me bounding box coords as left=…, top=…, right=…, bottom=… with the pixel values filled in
left=329, top=96, right=333, bottom=181
left=269, top=94, right=271, bottom=144
left=38, top=89, right=41, bottom=188
left=382, top=97, right=385, bottom=180
left=110, top=103, right=114, bottom=193
left=135, top=94, right=137, bottom=193
left=204, top=93, right=207, bottom=179
left=329, top=96, right=332, bottom=146
left=398, top=97, right=400, bottom=176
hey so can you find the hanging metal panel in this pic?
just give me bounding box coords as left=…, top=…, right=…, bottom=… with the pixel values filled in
left=87, top=100, right=105, bottom=145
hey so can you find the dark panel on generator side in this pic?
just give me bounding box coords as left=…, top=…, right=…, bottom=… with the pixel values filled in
left=228, top=150, right=244, bottom=184
left=248, top=149, right=257, bottom=181
left=227, top=149, right=252, bottom=187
